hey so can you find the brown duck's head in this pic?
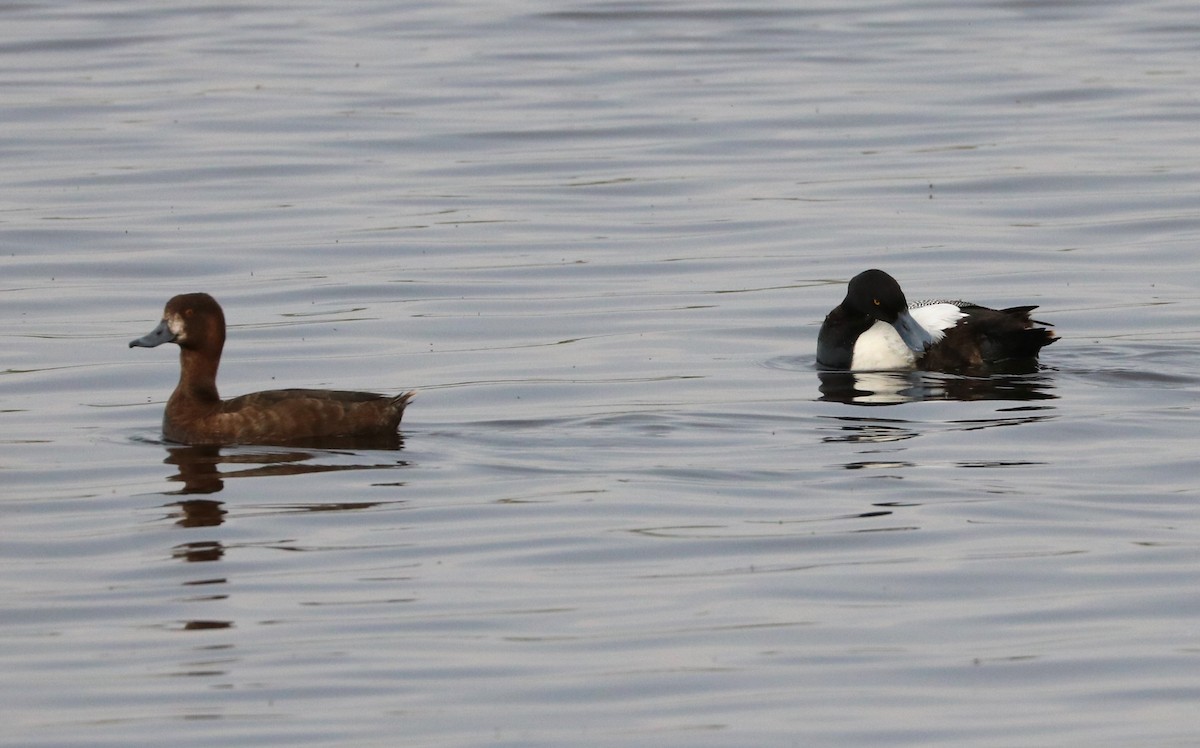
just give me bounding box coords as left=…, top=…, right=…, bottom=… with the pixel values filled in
left=130, top=292, right=226, bottom=355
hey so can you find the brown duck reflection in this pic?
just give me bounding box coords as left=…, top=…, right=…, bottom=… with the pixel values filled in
left=169, top=499, right=228, bottom=528
left=160, top=433, right=409, bottom=500
left=818, top=366, right=1057, bottom=405
left=153, top=438, right=410, bottom=641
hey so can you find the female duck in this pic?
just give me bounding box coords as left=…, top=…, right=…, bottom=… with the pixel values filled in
left=130, top=293, right=415, bottom=445
left=817, top=269, right=1056, bottom=372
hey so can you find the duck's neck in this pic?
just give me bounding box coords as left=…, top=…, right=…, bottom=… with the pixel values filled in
left=177, top=347, right=221, bottom=403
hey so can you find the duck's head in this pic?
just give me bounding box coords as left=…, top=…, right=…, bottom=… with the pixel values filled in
left=845, top=269, right=935, bottom=353
left=130, top=292, right=226, bottom=354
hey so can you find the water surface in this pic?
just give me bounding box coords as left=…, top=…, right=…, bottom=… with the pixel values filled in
left=3, top=1, right=1199, bottom=746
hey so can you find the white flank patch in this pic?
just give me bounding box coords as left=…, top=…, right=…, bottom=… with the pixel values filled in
left=909, top=303, right=966, bottom=342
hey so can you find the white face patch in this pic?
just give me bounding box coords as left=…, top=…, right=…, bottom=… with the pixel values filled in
left=166, top=312, right=187, bottom=342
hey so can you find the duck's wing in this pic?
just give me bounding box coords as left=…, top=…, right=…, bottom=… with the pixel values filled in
left=918, top=303, right=1057, bottom=373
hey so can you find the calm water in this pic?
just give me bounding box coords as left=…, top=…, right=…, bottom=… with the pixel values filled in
left=3, top=1, right=1199, bottom=745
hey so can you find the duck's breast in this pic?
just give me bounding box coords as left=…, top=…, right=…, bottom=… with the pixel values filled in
left=850, top=320, right=917, bottom=371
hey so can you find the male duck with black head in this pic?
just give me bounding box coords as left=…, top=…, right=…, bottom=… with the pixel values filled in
left=817, top=269, right=1057, bottom=373
left=131, top=293, right=415, bottom=446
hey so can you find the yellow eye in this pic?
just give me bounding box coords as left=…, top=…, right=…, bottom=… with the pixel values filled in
left=873, top=298, right=881, bottom=306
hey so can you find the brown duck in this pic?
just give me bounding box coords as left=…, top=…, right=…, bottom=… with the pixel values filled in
left=130, top=293, right=415, bottom=445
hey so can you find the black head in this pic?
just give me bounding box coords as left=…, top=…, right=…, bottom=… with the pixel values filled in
left=844, top=269, right=909, bottom=323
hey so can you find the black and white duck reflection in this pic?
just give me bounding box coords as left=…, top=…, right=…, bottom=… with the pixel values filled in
left=817, top=367, right=1057, bottom=404
left=816, top=269, right=1057, bottom=404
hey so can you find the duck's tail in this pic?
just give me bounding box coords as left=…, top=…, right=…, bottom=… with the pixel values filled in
left=391, top=390, right=417, bottom=412
left=991, top=306, right=1057, bottom=360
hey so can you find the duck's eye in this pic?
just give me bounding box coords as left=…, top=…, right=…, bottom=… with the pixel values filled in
left=873, top=298, right=881, bottom=306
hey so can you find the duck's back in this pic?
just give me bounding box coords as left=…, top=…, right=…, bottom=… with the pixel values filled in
left=920, top=305, right=1056, bottom=372
left=165, top=388, right=415, bottom=445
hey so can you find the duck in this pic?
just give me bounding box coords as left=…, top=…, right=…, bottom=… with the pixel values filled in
left=130, top=293, right=415, bottom=446
left=817, top=269, right=1056, bottom=372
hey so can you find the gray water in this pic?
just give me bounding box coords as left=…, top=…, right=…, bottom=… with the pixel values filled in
left=3, top=1, right=1199, bottom=746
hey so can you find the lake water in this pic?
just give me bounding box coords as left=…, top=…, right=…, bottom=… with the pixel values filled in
left=3, top=1, right=1199, bottom=745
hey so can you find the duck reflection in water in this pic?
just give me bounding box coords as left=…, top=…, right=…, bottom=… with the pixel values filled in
left=161, top=439, right=409, bottom=498
left=818, top=365, right=1058, bottom=405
